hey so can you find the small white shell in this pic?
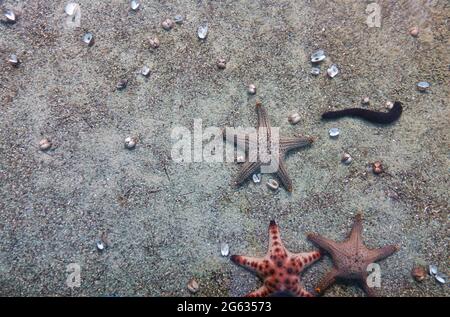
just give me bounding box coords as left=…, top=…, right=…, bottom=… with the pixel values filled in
left=327, top=64, right=339, bottom=78
left=247, top=84, right=256, bottom=95
left=124, top=137, right=137, bottom=149
left=82, top=32, right=94, bottom=46
left=174, top=15, right=184, bottom=24
left=429, top=264, right=438, bottom=276
left=39, top=138, right=52, bottom=151
left=252, top=173, right=261, bottom=183
left=311, top=50, right=326, bottom=63
left=8, top=54, right=19, bottom=66
left=310, top=67, right=320, bottom=76
left=288, top=113, right=301, bottom=125
left=96, top=241, right=105, bottom=251
left=341, top=153, right=352, bottom=165
left=197, top=24, right=208, bottom=39
left=328, top=128, right=340, bottom=138
left=435, top=273, right=447, bottom=284
left=4, top=9, right=16, bottom=22
left=220, top=243, right=229, bottom=257
left=416, top=81, right=430, bottom=92
left=267, top=179, right=279, bottom=191
left=130, top=0, right=140, bottom=11
left=140, top=66, right=150, bottom=77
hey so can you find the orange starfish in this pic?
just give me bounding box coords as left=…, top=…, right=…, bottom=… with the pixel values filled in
left=231, top=220, right=321, bottom=297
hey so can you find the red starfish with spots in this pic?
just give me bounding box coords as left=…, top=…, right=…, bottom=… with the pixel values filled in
left=231, top=220, right=321, bottom=297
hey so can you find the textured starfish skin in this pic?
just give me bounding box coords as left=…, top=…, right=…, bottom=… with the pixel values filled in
left=231, top=221, right=321, bottom=297
left=225, top=101, right=314, bottom=192
left=307, top=214, right=399, bottom=297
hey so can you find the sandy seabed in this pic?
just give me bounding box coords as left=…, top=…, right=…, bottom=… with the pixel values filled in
left=0, top=0, right=448, bottom=296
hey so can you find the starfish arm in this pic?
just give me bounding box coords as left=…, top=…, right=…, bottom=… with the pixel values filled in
left=268, top=220, right=285, bottom=251
left=348, top=213, right=364, bottom=244
left=234, top=161, right=262, bottom=186
left=245, top=285, right=270, bottom=297
left=315, top=269, right=339, bottom=295
left=294, top=251, right=321, bottom=269
left=255, top=101, right=271, bottom=130
left=367, top=245, right=399, bottom=263
left=307, top=233, right=341, bottom=257
left=230, top=255, right=265, bottom=274
left=280, top=136, right=314, bottom=153
left=291, top=287, right=314, bottom=297
left=276, top=159, right=293, bottom=192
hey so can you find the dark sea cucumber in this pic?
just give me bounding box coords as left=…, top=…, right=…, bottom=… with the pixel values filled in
left=321, top=101, right=403, bottom=124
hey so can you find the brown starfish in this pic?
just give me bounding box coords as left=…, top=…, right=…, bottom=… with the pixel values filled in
left=307, top=214, right=399, bottom=297
left=231, top=220, right=321, bottom=297
left=224, top=101, right=314, bottom=192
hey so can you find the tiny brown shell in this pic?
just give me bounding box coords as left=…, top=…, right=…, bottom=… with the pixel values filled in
left=411, top=266, right=426, bottom=282
left=372, top=161, right=383, bottom=174
left=187, top=278, right=199, bottom=293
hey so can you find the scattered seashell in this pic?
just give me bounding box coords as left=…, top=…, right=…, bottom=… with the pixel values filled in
left=372, top=161, right=383, bottom=174
left=96, top=240, right=105, bottom=251
left=341, top=153, right=352, bottom=165
left=197, top=23, right=208, bottom=39
left=385, top=101, right=394, bottom=109
left=7, top=54, right=19, bottom=66
left=288, top=113, right=301, bottom=125
left=140, top=66, right=150, bottom=77
left=39, top=138, right=52, bottom=151
left=409, top=26, right=419, bottom=37
left=161, top=18, right=174, bottom=31
left=252, top=173, right=261, bottom=184
left=116, top=79, right=128, bottom=90
left=216, top=58, right=227, bottom=69
left=148, top=37, right=160, bottom=49
left=267, top=179, right=279, bottom=191
left=429, top=264, right=438, bottom=276
left=82, top=32, right=94, bottom=46
left=434, top=273, right=447, bottom=284
left=124, top=137, right=137, bottom=149
left=362, top=97, right=370, bottom=105
left=187, top=278, right=199, bottom=294
left=328, top=128, right=340, bottom=138
left=411, top=266, right=427, bottom=282
left=174, top=15, right=184, bottom=24
left=220, top=243, right=229, bottom=257
left=311, top=50, right=326, bottom=63
left=65, top=3, right=79, bottom=16
left=3, top=9, right=16, bottom=23
left=130, top=0, right=140, bottom=11
left=310, top=67, right=320, bottom=76
left=416, top=81, right=430, bottom=92
left=327, top=64, right=339, bottom=78
left=247, top=84, right=256, bottom=95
